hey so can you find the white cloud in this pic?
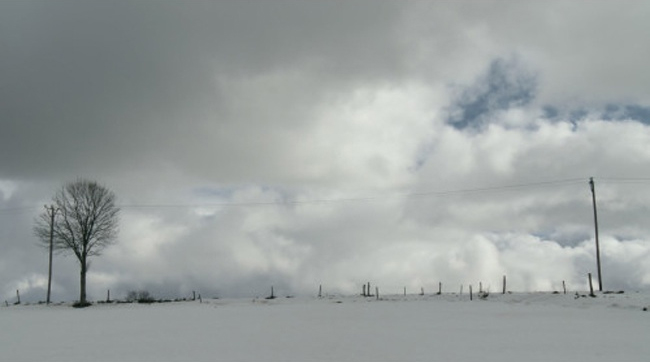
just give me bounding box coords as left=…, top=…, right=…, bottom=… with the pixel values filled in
left=0, top=180, right=18, bottom=201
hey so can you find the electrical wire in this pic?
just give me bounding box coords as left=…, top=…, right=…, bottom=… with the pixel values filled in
left=598, top=177, right=650, bottom=184
left=117, top=177, right=588, bottom=209
left=0, top=177, right=642, bottom=213
left=0, top=206, right=39, bottom=215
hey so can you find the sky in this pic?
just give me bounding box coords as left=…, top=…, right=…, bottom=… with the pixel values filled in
left=2, top=0, right=650, bottom=302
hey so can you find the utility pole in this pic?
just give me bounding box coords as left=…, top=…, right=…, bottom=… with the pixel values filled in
left=45, top=205, right=58, bottom=304
left=589, top=177, right=603, bottom=292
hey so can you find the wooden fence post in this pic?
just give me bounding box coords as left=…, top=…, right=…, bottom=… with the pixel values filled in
left=562, top=280, right=566, bottom=295
left=375, top=287, right=379, bottom=300
left=318, top=284, right=322, bottom=298
left=502, top=275, right=506, bottom=294
left=588, top=273, right=595, bottom=297
left=469, top=285, right=473, bottom=301
left=437, top=282, right=442, bottom=295
left=16, top=290, right=20, bottom=305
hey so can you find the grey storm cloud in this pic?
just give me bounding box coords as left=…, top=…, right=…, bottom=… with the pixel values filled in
left=0, top=0, right=406, bottom=181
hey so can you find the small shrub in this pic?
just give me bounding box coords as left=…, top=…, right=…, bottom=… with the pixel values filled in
left=137, top=290, right=155, bottom=303
left=73, top=301, right=92, bottom=308
left=126, top=290, right=138, bottom=302
left=126, top=290, right=156, bottom=304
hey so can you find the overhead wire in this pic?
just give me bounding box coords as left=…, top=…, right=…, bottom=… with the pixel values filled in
left=598, top=177, right=650, bottom=184
left=0, top=205, right=40, bottom=215
left=118, top=177, right=588, bottom=209
left=0, top=177, right=643, bottom=214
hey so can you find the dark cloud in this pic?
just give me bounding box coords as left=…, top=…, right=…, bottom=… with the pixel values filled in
left=0, top=1, right=406, bottom=180
left=602, top=104, right=650, bottom=125
left=542, top=106, right=559, bottom=120
left=540, top=103, right=650, bottom=126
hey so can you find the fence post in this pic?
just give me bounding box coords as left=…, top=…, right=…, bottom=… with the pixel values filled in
left=588, top=273, right=595, bottom=297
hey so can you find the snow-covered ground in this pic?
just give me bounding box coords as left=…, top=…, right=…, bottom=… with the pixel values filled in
left=2, top=292, right=649, bottom=362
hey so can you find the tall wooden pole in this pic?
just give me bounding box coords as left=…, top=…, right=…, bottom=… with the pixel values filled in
left=589, top=177, right=603, bottom=292
left=45, top=205, right=58, bottom=305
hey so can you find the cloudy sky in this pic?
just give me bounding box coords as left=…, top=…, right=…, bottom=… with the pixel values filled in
left=2, top=1, right=650, bottom=302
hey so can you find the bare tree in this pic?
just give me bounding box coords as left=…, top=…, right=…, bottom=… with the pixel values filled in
left=34, top=179, right=119, bottom=306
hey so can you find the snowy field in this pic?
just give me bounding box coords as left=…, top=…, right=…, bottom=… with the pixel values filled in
left=2, top=292, right=649, bottom=362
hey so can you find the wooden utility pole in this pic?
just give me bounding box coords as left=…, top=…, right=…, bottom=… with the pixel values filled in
left=589, top=177, right=603, bottom=292
left=45, top=205, right=58, bottom=305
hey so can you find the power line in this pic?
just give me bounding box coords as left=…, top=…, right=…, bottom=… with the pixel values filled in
left=117, top=178, right=588, bottom=209
left=0, top=206, right=39, bottom=215
left=0, top=177, right=642, bottom=213
left=598, top=177, right=650, bottom=184
left=406, top=178, right=585, bottom=198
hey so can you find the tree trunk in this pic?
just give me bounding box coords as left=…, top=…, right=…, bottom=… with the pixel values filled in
left=79, top=257, right=87, bottom=305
